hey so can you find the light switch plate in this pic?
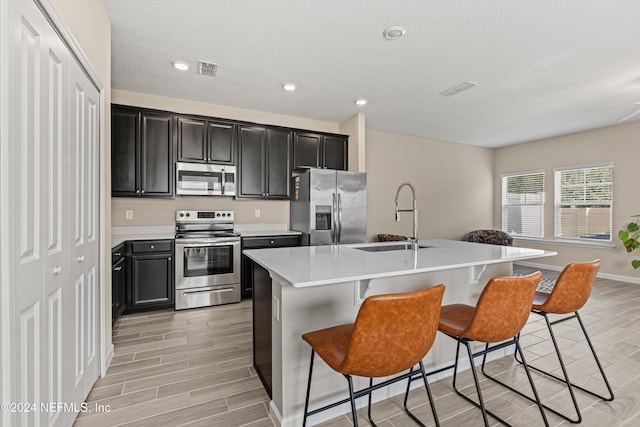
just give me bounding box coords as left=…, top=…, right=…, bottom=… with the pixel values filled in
left=125, top=210, right=134, bottom=220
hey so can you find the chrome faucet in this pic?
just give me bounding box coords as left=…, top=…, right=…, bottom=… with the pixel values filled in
left=394, top=182, right=418, bottom=250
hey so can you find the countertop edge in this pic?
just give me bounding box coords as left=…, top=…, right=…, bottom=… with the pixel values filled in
left=244, top=239, right=558, bottom=288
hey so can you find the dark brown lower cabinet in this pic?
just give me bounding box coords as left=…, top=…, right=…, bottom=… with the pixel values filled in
left=252, top=261, right=273, bottom=397
left=112, top=244, right=126, bottom=324
left=126, top=240, right=174, bottom=312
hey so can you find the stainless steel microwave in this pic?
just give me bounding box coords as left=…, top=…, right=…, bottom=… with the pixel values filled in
left=176, top=162, right=236, bottom=196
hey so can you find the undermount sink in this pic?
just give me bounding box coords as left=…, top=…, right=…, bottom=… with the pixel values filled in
left=353, top=243, right=435, bottom=252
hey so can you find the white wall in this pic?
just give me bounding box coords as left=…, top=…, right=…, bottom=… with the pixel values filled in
left=365, top=129, right=495, bottom=242
left=495, top=121, right=640, bottom=280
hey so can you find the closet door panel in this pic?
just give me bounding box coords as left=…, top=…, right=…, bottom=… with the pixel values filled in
left=44, top=27, right=70, bottom=427
left=12, top=8, right=46, bottom=427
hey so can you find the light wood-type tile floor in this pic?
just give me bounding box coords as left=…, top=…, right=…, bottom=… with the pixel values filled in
left=75, top=267, right=640, bottom=426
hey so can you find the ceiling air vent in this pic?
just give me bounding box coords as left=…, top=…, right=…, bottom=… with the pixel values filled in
left=439, top=80, right=478, bottom=97
left=197, top=60, right=219, bottom=77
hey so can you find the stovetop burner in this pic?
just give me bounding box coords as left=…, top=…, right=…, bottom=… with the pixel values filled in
left=175, top=210, right=236, bottom=240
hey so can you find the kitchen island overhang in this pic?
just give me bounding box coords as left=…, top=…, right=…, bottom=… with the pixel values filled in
left=244, top=239, right=557, bottom=427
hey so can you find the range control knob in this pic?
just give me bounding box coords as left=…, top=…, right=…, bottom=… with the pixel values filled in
left=185, top=213, right=190, bottom=217
left=179, top=213, right=184, bottom=217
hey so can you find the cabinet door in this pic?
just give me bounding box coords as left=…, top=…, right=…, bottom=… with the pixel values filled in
left=111, top=107, right=139, bottom=195
left=323, top=135, right=348, bottom=171
left=129, top=253, right=174, bottom=308
left=140, top=112, right=174, bottom=196
left=177, top=117, right=207, bottom=163
left=292, top=132, right=321, bottom=169
left=237, top=126, right=266, bottom=198
left=265, top=129, right=291, bottom=199
left=112, top=257, right=125, bottom=323
left=208, top=121, right=235, bottom=164
left=252, top=261, right=273, bottom=397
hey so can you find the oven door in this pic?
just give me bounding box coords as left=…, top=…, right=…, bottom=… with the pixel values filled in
left=175, top=236, right=241, bottom=290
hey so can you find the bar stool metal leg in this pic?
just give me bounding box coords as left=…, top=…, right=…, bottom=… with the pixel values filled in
left=303, top=349, right=316, bottom=427
left=403, top=362, right=441, bottom=427
left=512, top=310, right=614, bottom=423
left=346, top=375, right=359, bottom=426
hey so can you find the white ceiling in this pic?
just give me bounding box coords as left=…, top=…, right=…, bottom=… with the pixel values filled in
left=103, top=0, right=640, bottom=148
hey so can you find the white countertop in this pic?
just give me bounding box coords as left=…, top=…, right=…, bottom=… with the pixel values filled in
left=111, top=226, right=175, bottom=248
left=111, top=224, right=301, bottom=248
left=243, top=239, right=557, bottom=288
left=234, top=223, right=301, bottom=237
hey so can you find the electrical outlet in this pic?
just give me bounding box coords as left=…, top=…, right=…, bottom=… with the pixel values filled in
left=125, top=210, right=134, bottom=220
left=273, top=295, right=280, bottom=322
left=254, top=209, right=261, bottom=218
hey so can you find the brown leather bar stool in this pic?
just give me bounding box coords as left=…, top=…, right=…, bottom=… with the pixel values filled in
left=438, top=272, right=548, bottom=427
left=491, top=260, right=614, bottom=423
left=301, top=285, right=445, bottom=427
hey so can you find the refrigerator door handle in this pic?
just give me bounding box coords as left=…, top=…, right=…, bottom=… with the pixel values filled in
left=337, top=193, right=343, bottom=243
left=332, top=192, right=337, bottom=243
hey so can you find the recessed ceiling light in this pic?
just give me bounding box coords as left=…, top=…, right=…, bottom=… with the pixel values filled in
left=383, top=25, right=406, bottom=40
left=173, top=60, right=190, bottom=71
left=355, top=98, right=368, bottom=106
left=283, top=82, right=297, bottom=92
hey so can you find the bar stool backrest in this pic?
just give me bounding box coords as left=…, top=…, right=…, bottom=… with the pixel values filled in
left=341, top=285, right=445, bottom=378
left=460, top=272, right=542, bottom=343
left=536, top=260, right=600, bottom=314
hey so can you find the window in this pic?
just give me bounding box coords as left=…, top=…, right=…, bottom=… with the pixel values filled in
left=502, top=171, right=544, bottom=238
left=554, top=164, right=613, bottom=242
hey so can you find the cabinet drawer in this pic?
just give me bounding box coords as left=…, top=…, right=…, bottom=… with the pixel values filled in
left=242, top=235, right=300, bottom=249
left=130, top=240, right=173, bottom=254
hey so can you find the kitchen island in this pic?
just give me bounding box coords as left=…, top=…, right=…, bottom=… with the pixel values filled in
left=243, top=239, right=557, bottom=427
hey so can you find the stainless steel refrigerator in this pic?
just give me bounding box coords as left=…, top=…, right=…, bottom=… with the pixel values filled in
left=290, top=169, right=367, bottom=245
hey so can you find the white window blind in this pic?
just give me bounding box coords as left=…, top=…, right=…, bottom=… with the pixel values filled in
left=554, top=165, right=613, bottom=242
left=502, top=171, right=544, bottom=238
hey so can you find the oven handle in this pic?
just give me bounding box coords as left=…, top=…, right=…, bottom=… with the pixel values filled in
left=182, top=287, right=236, bottom=296
left=175, top=239, right=240, bottom=247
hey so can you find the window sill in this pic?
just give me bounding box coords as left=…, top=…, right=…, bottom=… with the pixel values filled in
left=514, top=237, right=615, bottom=249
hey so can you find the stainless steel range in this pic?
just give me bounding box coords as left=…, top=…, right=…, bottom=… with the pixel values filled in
left=174, top=210, right=241, bottom=310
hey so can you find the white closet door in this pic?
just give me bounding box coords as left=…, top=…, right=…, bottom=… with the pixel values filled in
left=6, top=0, right=101, bottom=426
left=11, top=4, right=51, bottom=426
left=67, top=59, right=100, bottom=405
left=43, top=15, right=71, bottom=427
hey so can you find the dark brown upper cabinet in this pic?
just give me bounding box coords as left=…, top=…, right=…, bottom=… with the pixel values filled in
left=177, top=116, right=235, bottom=165
left=237, top=126, right=292, bottom=199
left=292, top=131, right=348, bottom=170
left=111, top=105, right=175, bottom=197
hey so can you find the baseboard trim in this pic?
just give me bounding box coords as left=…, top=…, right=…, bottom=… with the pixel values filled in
left=103, top=343, right=114, bottom=377
left=515, top=261, right=640, bottom=284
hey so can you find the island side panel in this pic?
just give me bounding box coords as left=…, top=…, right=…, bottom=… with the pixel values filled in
left=273, top=262, right=513, bottom=427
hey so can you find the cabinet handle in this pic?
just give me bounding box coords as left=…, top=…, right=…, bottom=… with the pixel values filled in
left=150, top=245, right=155, bottom=249
left=114, top=266, right=122, bottom=271
left=75, top=256, right=85, bottom=263
left=270, top=240, right=275, bottom=244
left=141, top=189, right=145, bottom=194
left=52, top=266, right=62, bottom=275
left=136, top=189, right=140, bottom=194
left=113, top=252, right=121, bottom=257
left=168, top=257, right=172, bottom=261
